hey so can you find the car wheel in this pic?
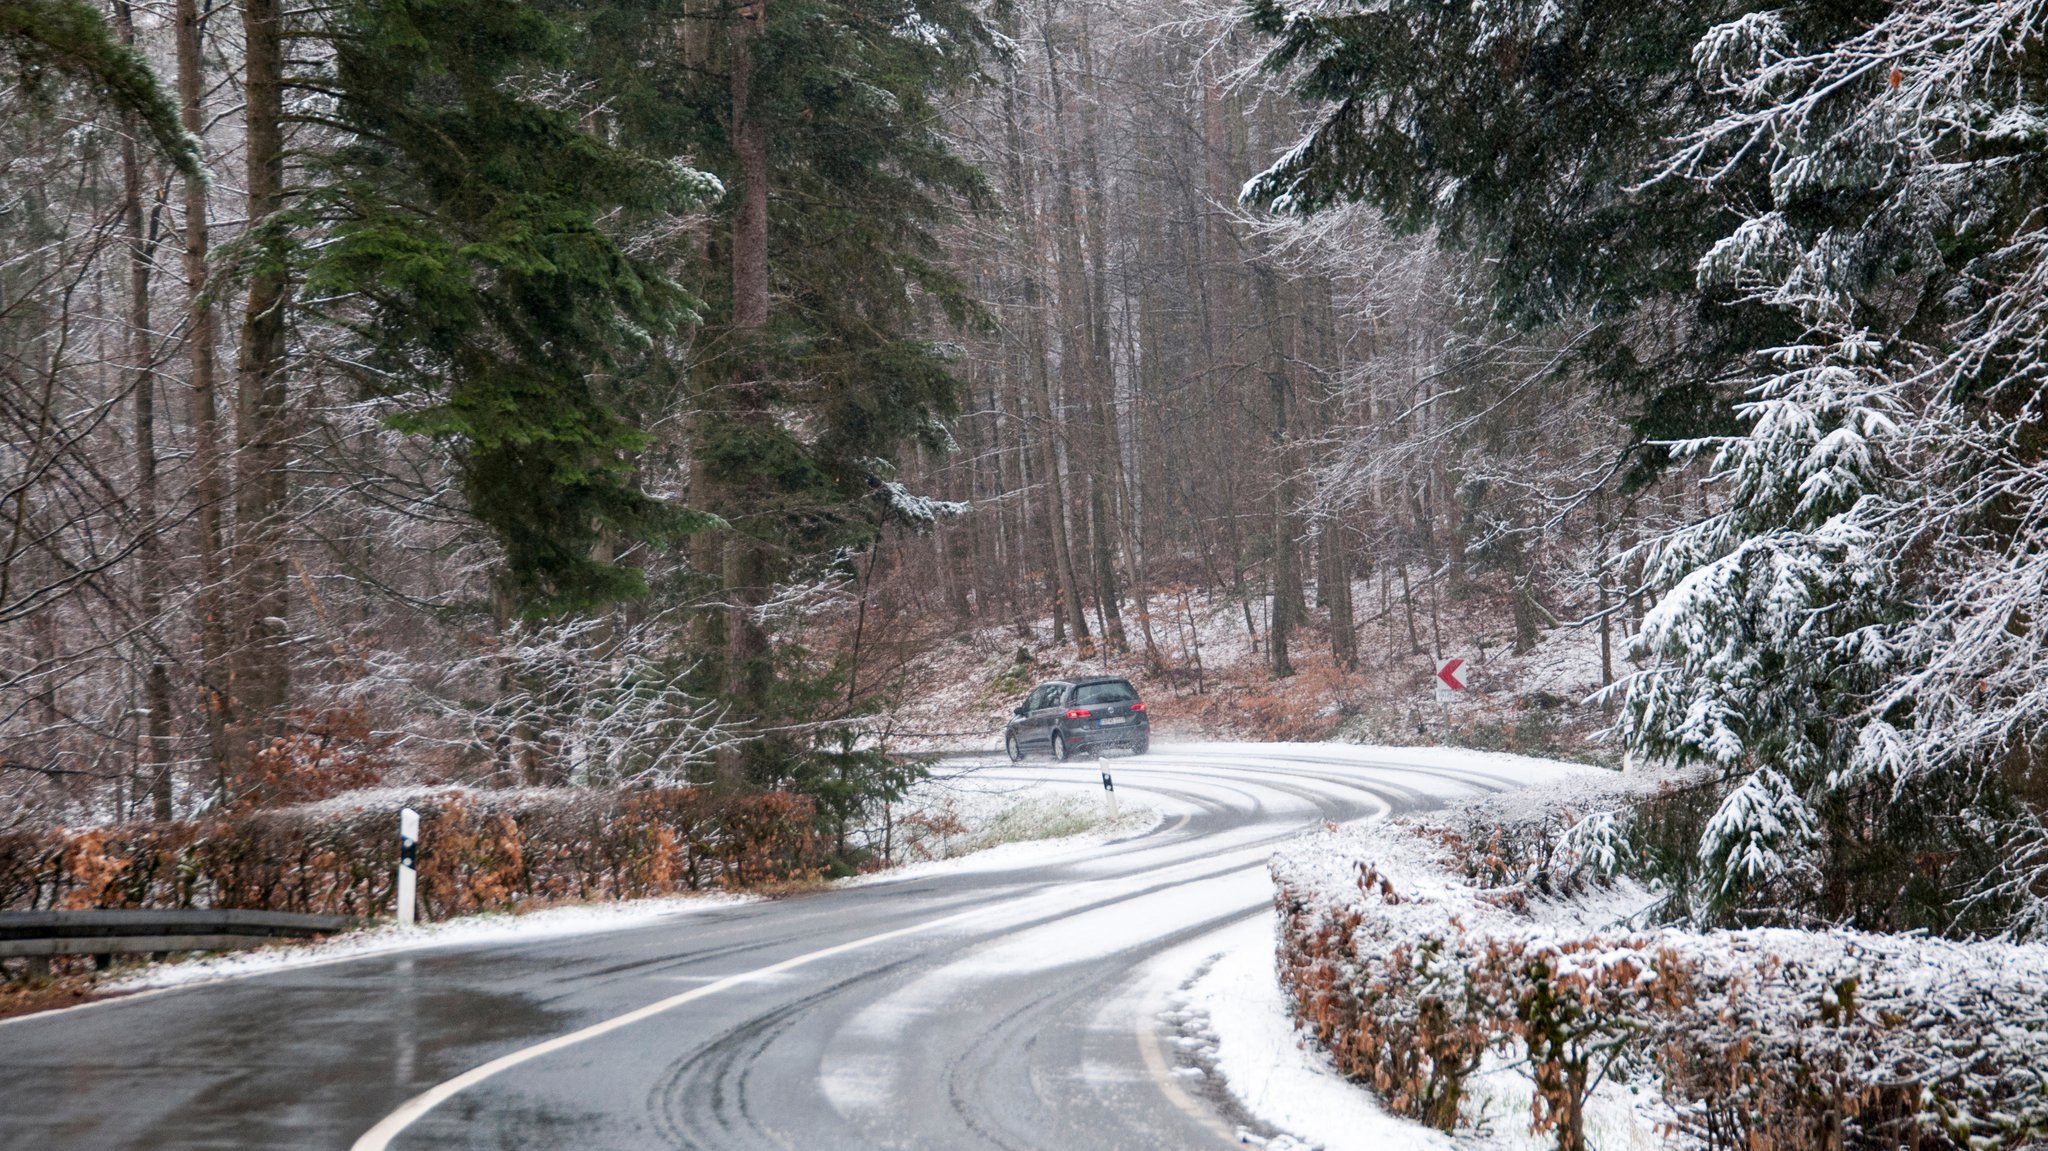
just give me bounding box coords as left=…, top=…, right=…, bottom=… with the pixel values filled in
left=1005, top=731, right=1022, bottom=763
left=1133, top=735, right=1149, bottom=756
left=1052, top=731, right=1070, bottom=763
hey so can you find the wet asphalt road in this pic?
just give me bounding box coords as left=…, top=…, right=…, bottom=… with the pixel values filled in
left=0, top=745, right=1520, bottom=1151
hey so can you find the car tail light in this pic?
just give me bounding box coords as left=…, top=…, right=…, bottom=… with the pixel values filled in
left=1065, top=708, right=1092, bottom=719
left=1130, top=702, right=1146, bottom=712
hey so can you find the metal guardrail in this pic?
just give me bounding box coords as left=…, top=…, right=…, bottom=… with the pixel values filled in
left=0, top=910, right=355, bottom=968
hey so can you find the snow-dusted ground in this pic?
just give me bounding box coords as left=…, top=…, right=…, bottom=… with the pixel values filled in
left=854, top=755, right=1159, bottom=868
left=876, top=579, right=1621, bottom=758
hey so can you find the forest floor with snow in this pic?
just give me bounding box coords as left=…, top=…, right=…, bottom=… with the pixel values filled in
left=858, top=575, right=1623, bottom=766
left=849, top=760, right=1158, bottom=868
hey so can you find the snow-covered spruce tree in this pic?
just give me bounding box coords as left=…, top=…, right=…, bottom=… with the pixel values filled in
left=1620, top=326, right=1919, bottom=925
left=1625, top=1, right=2048, bottom=933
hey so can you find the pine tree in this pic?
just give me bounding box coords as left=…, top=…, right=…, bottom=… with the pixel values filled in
left=1, top=0, right=198, bottom=174
left=1237, top=0, right=1774, bottom=466
left=1625, top=1, right=2048, bottom=933
left=1623, top=327, right=1914, bottom=919
left=306, top=0, right=720, bottom=612
left=579, top=0, right=1000, bottom=795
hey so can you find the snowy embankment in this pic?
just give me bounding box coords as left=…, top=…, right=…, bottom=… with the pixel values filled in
left=856, top=757, right=1156, bottom=868
left=1267, top=770, right=2048, bottom=1151
left=83, top=894, right=753, bottom=1000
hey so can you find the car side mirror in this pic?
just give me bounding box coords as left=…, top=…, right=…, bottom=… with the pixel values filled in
left=1013, top=706, right=1027, bottom=717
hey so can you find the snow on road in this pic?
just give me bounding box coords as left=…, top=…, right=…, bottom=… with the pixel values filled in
left=35, top=741, right=1610, bottom=1151
left=1116, top=744, right=1625, bottom=1151
left=1156, top=913, right=1453, bottom=1151
left=840, top=743, right=1609, bottom=1150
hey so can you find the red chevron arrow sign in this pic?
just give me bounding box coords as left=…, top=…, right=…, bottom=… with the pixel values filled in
left=1436, top=658, right=1466, bottom=691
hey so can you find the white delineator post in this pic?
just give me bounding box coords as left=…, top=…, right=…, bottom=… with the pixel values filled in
left=1101, top=770, right=1118, bottom=822
left=397, top=806, right=420, bottom=928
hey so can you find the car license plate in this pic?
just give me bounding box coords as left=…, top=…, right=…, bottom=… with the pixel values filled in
left=1099, top=716, right=1127, bottom=726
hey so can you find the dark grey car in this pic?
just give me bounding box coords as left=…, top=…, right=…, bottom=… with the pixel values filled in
left=1003, top=677, right=1150, bottom=762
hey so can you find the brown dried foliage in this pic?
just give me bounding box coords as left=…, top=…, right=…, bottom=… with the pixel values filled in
left=238, top=707, right=393, bottom=810
left=1275, top=826, right=2048, bottom=1151
left=0, top=788, right=821, bottom=921
left=1278, top=859, right=1689, bottom=1146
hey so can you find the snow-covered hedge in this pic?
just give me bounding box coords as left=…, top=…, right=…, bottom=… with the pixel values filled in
left=0, top=787, right=821, bottom=923
left=1272, top=774, right=2048, bottom=1150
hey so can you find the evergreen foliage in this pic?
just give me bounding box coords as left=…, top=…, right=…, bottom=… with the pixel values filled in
left=282, top=0, right=1001, bottom=822
left=1246, top=0, right=2048, bottom=936
left=0, top=0, right=199, bottom=174
left=1239, top=0, right=1727, bottom=318
left=1238, top=0, right=1779, bottom=469
left=1625, top=0, right=2048, bottom=935
left=572, top=0, right=999, bottom=802
left=307, top=0, right=722, bottom=613
left=626, top=0, right=998, bottom=548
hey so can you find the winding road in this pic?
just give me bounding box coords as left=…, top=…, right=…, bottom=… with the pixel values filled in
left=0, top=744, right=1534, bottom=1151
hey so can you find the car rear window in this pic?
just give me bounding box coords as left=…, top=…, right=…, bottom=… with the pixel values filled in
left=1072, top=680, right=1138, bottom=706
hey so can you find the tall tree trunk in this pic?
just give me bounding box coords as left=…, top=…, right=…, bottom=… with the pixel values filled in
left=1269, top=493, right=1295, bottom=678
left=942, top=469, right=974, bottom=620
left=1400, top=559, right=1422, bottom=655
left=232, top=0, right=293, bottom=795
left=1040, top=5, right=1118, bottom=654
left=1004, top=60, right=1091, bottom=656
left=716, top=0, right=775, bottom=786
left=729, top=2, right=770, bottom=348
left=1072, top=12, right=1127, bottom=654
left=1258, top=268, right=1297, bottom=678
left=115, top=0, right=175, bottom=820
left=1382, top=564, right=1395, bottom=668
left=1201, top=54, right=1248, bottom=653
left=1017, top=409, right=1062, bottom=645
left=1509, top=540, right=1541, bottom=654
left=1201, top=56, right=1237, bottom=358
left=1324, top=519, right=1358, bottom=672
left=1120, top=247, right=1164, bottom=671
left=1597, top=493, right=1615, bottom=694
left=1035, top=361, right=1091, bottom=656
left=1309, top=282, right=1357, bottom=673
left=696, top=0, right=782, bottom=786
left=177, top=0, right=231, bottom=798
